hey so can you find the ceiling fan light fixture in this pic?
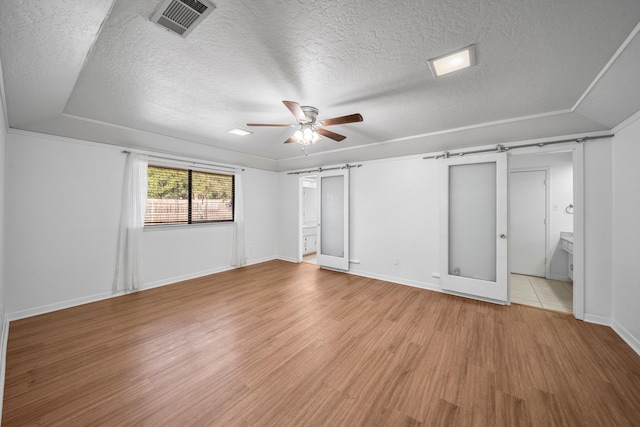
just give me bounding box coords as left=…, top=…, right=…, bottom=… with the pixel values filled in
left=428, top=44, right=476, bottom=77
left=292, top=125, right=320, bottom=146
left=303, top=127, right=314, bottom=142
left=247, top=100, right=361, bottom=146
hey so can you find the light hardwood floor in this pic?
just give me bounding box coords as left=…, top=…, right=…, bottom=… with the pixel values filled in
left=3, top=260, right=640, bottom=426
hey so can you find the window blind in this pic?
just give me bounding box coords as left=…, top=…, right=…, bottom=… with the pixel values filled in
left=145, top=165, right=234, bottom=225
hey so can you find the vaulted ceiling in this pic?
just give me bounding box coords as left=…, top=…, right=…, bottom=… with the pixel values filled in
left=1, top=0, right=640, bottom=171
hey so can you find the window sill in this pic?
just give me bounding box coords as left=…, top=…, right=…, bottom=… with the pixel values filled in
left=143, top=222, right=234, bottom=232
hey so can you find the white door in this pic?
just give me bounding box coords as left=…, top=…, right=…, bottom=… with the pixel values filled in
left=440, top=153, right=509, bottom=303
left=317, top=169, right=349, bottom=271
left=510, top=170, right=547, bottom=277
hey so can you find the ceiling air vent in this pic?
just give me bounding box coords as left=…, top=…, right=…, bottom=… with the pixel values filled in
left=150, top=0, right=215, bottom=38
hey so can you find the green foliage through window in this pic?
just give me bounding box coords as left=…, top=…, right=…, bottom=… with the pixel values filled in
left=145, top=166, right=234, bottom=225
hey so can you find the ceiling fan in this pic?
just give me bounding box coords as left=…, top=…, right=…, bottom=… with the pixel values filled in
left=247, top=101, right=363, bottom=146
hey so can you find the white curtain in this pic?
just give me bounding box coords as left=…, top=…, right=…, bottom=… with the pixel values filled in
left=231, top=172, right=247, bottom=267
left=114, top=153, right=148, bottom=292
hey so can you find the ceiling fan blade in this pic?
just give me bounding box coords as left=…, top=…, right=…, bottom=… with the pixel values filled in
left=283, top=100, right=307, bottom=122
left=284, top=136, right=297, bottom=144
left=246, top=123, right=294, bottom=127
left=319, top=113, right=363, bottom=126
left=317, top=128, right=346, bottom=142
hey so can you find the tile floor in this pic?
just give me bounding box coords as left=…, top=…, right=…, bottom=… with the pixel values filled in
left=511, top=274, right=573, bottom=313
left=303, top=253, right=317, bottom=264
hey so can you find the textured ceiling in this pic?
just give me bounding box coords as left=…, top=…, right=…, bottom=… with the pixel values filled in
left=1, top=0, right=640, bottom=171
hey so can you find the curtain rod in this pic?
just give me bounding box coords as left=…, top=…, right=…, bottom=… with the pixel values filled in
left=287, top=163, right=362, bottom=175
left=122, top=150, right=244, bottom=172
left=422, top=134, right=614, bottom=160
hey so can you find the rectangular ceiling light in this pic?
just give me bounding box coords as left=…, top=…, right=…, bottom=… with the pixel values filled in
left=428, top=44, right=477, bottom=77
left=228, top=128, right=252, bottom=137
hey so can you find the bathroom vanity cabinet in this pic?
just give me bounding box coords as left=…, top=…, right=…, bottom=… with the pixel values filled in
left=560, top=232, right=574, bottom=281
left=303, top=226, right=317, bottom=255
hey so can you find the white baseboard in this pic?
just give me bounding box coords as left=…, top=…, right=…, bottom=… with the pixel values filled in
left=347, top=269, right=638, bottom=358
left=142, top=257, right=278, bottom=291
left=612, top=320, right=640, bottom=357
left=9, top=259, right=280, bottom=322
left=246, top=256, right=278, bottom=266
left=141, top=266, right=236, bottom=291
left=8, top=290, right=126, bottom=321
left=347, top=270, right=508, bottom=305
left=6, top=258, right=639, bottom=372
left=347, top=269, right=441, bottom=293
left=578, top=315, right=640, bottom=357
left=0, top=313, right=10, bottom=425
left=583, top=314, right=612, bottom=326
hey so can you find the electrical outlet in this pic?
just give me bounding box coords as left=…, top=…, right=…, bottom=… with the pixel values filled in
left=393, top=257, right=399, bottom=265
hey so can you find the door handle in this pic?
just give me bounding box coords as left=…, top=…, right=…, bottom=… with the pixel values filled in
left=499, top=234, right=507, bottom=239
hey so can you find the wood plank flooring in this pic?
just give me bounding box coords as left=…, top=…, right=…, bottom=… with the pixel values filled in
left=3, top=260, right=640, bottom=426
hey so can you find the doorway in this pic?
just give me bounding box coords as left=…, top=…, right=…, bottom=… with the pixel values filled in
left=300, top=176, right=318, bottom=264
left=438, top=144, right=584, bottom=318
left=298, top=169, right=351, bottom=271
left=439, top=152, right=509, bottom=303
left=316, top=168, right=350, bottom=271
left=509, top=151, right=575, bottom=313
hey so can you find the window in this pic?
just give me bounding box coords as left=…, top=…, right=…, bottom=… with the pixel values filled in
left=145, top=165, right=234, bottom=225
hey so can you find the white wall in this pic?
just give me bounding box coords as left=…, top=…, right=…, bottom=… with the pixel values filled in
left=2, top=125, right=635, bottom=348
left=0, top=67, right=6, bottom=418
left=5, top=131, right=279, bottom=317
left=279, top=159, right=440, bottom=289
left=241, top=168, right=280, bottom=263
left=278, top=144, right=617, bottom=322
left=278, top=173, right=300, bottom=262
left=510, top=151, right=574, bottom=280
left=279, top=157, right=441, bottom=290
left=349, top=158, right=440, bottom=288
left=143, top=167, right=279, bottom=286
left=6, top=133, right=122, bottom=316
left=611, top=115, right=640, bottom=352
left=0, top=88, right=6, bottom=326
